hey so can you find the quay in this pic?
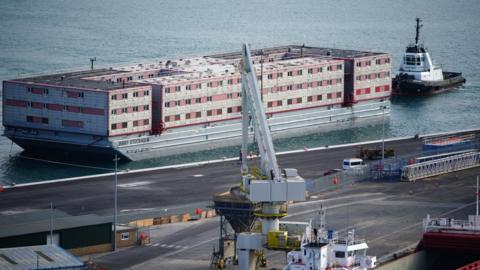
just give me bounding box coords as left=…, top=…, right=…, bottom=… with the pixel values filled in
left=1, top=129, right=479, bottom=269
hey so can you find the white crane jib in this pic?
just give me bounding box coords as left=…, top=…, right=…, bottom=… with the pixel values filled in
left=236, top=44, right=306, bottom=270
left=239, top=43, right=305, bottom=230
left=240, top=44, right=281, bottom=181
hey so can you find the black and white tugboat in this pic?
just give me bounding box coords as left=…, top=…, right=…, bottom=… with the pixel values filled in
left=392, top=18, right=466, bottom=96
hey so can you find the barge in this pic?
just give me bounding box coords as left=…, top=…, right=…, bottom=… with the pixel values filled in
left=2, top=45, right=392, bottom=161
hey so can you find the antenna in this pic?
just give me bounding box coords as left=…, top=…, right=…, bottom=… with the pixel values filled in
left=90, top=57, right=97, bottom=70
left=476, top=176, right=479, bottom=216
left=415, top=18, right=423, bottom=46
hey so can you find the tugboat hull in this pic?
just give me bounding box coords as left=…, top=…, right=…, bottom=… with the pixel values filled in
left=392, top=72, right=465, bottom=96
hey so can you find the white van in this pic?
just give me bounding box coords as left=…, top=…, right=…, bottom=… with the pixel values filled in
left=342, top=158, right=365, bottom=170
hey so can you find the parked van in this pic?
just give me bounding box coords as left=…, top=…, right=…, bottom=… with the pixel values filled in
left=342, top=158, right=365, bottom=170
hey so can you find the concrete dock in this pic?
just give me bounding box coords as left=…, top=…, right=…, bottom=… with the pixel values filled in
left=1, top=129, right=479, bottom=269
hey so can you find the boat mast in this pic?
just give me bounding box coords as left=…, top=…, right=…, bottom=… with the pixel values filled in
left=415, top=18, right=422, bottom=46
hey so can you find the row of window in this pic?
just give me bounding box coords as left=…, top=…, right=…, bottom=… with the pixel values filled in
left=164, top=93, right=241, bottom=107
left=164, top=91, right=343, bottom=122
left=111, top=90, right=150, bottom=100
left=355, top=72, right=390, bottom=81
left=356, top=58, right=390, bottom=67
left=163, top=79, right=343, bottom=107
left=27, top=87, right=88, bottom=99
left=26, top=116, right=84, bottom=128
left=110, top=105, right=150, bottom=115
left=355, top=85, right=390, bottom=95
left=266, top=92, right=342, bottom=107
left=164, top=106, right=243, bottom=122
left=164, top=66, right=344, bottom=93
left=114, top=74, right=155, bottom=83
left=6, top=99, right=105, bottom=115
left=111, top=119, right=150, bottom=130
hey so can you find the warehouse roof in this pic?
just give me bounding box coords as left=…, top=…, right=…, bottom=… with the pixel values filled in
left=0, top=209, right=111, bottom=238
left=0, top=245, right=84, bottom=270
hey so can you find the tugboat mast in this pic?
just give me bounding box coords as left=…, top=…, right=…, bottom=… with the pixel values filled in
left=415, top=17, right=423, bottom=46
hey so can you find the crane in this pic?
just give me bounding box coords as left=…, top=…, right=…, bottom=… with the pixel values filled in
left=234, top=44, right=306, bottom=270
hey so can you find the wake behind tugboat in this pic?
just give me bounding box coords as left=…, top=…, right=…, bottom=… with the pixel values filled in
left=392, top=18, right=466, bottom=96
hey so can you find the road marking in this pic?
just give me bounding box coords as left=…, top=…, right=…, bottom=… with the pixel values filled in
left=167, top=245, right=174, bottom=248
left=120, top=208, right=155, bottom=213
left=117, top=181, right=151, bottom=188
left=152, top=243, right=159, bottom=247
left=192, top=174, right=204, bottom=177
left=160, top=244, right=167, bottom=247
left=175, top=245, right=182, bottom=249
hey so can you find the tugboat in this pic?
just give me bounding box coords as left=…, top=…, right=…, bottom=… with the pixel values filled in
left=392, top=18, right=466, bottom=96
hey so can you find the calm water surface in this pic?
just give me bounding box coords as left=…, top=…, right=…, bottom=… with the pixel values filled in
left=0, top=0, right=479, bottom=184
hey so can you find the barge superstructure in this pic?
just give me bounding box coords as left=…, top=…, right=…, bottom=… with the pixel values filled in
left=2, top=45, right=392, bottom=161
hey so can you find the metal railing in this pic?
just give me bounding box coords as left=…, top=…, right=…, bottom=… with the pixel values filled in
left=423, top=217, right=480, bottom=233
left=401, top=152, right=480, bottom=181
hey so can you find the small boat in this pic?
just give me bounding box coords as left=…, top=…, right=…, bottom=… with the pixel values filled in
left=283, top=207, right=377, bottom=270
left=392, top=18, right=466, bottom=96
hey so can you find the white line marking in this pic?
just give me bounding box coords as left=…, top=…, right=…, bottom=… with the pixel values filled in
left=167, top=245, right=174, bottom=248
left=160, top=244, right=167, bottom=247
left=175, top=245, right=182, bottom=249
left=152, top=243, right=159, bottom=247
left=192, top=174, right=204, bottom=178
left=117, top=181, right=151, bottom=188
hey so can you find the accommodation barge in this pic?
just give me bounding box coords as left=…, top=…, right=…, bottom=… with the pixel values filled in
left=2, top=45, right=392, bottom=161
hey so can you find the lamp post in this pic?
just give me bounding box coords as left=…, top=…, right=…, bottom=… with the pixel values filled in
left=113, top=153, right=120, bottom=251
left=50, top=202, right=54, bottom=245
left=381, top=105, right=387, bottom=163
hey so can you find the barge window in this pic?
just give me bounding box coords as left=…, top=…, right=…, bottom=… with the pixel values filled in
left=335, top=251, right=345, bottom=258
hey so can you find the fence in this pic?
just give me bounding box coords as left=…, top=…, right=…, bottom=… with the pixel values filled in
left=401, top=152, right=480, bottom=182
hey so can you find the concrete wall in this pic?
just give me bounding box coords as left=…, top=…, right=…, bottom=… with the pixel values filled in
left=68, top=243, right=112, bottom=256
